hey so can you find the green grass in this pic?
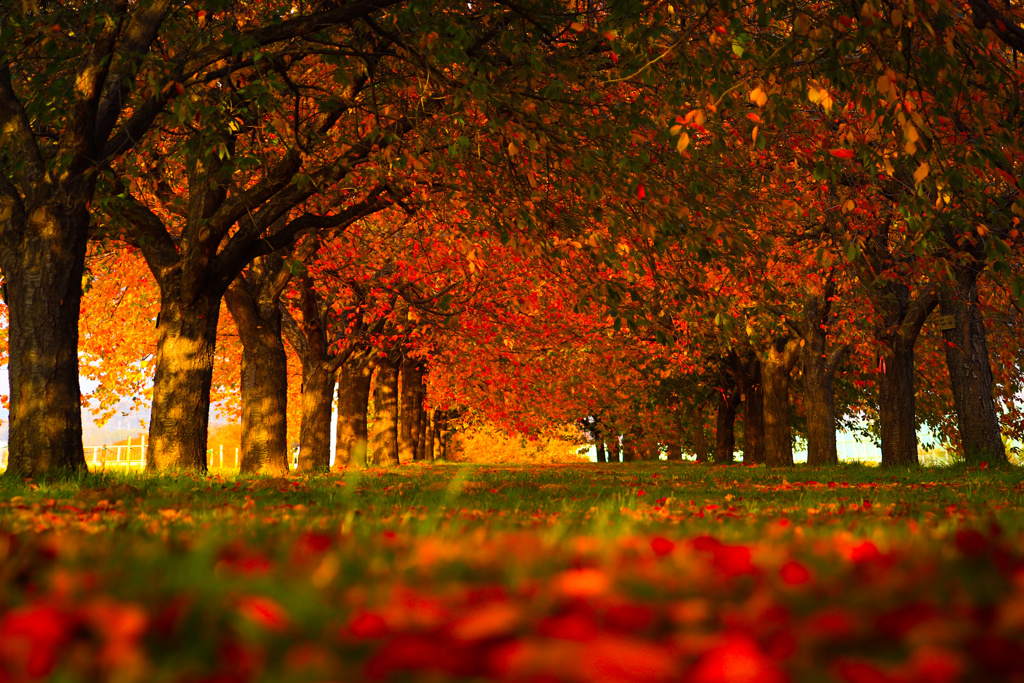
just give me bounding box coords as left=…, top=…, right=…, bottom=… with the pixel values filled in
left=1, top=462, right=1023, bottom=682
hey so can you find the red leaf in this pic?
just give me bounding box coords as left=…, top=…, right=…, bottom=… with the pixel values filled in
left=779, top=560, right=811, bottom=585
left=637, top=184, right=646, bottom=201
left=829, top=148, right=856, bottom=159
left=690, top=635, right=786, bottom=683
left=651, top=536, right=676, bottom=557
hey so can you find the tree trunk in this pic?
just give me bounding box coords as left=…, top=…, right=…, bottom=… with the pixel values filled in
left=608, top=435, right=621, bottom=462
left=399, top=358, right=425, bottom=463
left=372, top=356, right=400, bottom=467
left=595, top=431, right=607, bottom=463
left=621, top=428, right=638, bottom=462
left=941, top=279, right=1007, bottom=465
left=336, top=355, right=373, bottom=468
left=0, top=205, right=89, bottom=477
left=877, top=336, right=920, bottom=467
left=804, top=357, right=840, bottom=466
left=741, top=355, right=765, bottom=465
left=801, top=288, right=846, bottom=466
left=424, top=410, right=437, bottom=461
left=297, top=360, right=334, bottom=473
left=714, top=387, right=740, bottom=464
left=416, top=405, right=430, bottom=461
left=431, top=411, right=445, bottom=461
left=690, top=404, right=708, bottom=462
left=147, top=287, right=221, bottom=472
left=225, top=275, right=288, bottom=475
left=764, top=337, right=801, bottom=467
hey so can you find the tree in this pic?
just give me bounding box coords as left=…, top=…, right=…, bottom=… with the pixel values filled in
left=0, top=0, right=402, bottom=476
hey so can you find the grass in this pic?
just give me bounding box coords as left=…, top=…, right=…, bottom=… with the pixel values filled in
left=1, top=461, right=1023, bottom=682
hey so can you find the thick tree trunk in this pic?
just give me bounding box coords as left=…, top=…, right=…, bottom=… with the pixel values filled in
left=424, top=410, right=437, bottom=461
left=941, top=279, right=1007, bottom=465
left=608, top=435, right=621, bottom=462
left=416, top=406, right=430, bottom=461
left=398, top=358, right=425, bottom=463
left=621, top=428, right=638, bottom=462
left=336, top=356, right=373, bottom=468
left=595, top=432, right=607, bottom=463
left=764, top=338, right=801, bottom=467
left=877, top=336, right=920, bottom=467
left=714, top=387, right=740, bottom=464
left=0, top=205, right=90, bottom=477
left=147, top=288, right=221, bottom=472
left=804, top=359, right=840, bottom=466
left=741, top=355, right=765, bottom=465
left=297, top=360, right=334, bottom=473
left=431, top=410, right=446, bottom=461
left=801, top=289, right=846, bottom=467
left=372, top=356, right=400, bottom=467
left=225, top=276, right=288, bottom=475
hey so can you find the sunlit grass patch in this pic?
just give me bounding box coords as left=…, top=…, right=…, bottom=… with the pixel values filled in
left=0, top=463, right=1022, bottom=681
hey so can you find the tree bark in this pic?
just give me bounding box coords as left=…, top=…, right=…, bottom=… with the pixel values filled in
left=803, top=353, right=843, bottom=466
left=595, top=431, right=607, bottom=463
left=399, top=358, right=425, bottom=462
left=372, top=355, right=401, bottom=467
left=764, top=337, right=801, bottom=467
left=280, top=275, right=348, bottom=474
left=877, top=336, right=920, bottom=467
left=690, top=404, right=708, bottom=462
left=146, top=285, right=221, bottom=472
left=940, top=277, right=1007, bottom=465
left=740, top=354, right=765, bottom=465
left=0, top=205, right=89, bottom=477
left=431, top=410, right=446, bottom=461
left=297, top=360, right=335, bottom=472
left=424, top=409, right=437, bottom=461
left=621, top=428, right=638, bottom=462
left=875, top=283, right=936, bottom=467
left=336, top=354, right=374, bottom=468
left=800, top=286, right=847, bottom=466
left=714, top=386, right=741, bottom=464
left=224, top=260, right=290, bottom=475
left=608, top=435, right=621, bottom=462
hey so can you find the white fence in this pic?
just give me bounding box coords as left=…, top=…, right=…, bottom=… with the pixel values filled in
left=0, top=441, right=243, bottom=472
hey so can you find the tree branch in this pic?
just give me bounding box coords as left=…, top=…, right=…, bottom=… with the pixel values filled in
left=0, top=65, right=47, bottom=190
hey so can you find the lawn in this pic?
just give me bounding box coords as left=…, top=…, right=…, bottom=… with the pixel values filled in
left=1, top=462, right=1023, bottom=682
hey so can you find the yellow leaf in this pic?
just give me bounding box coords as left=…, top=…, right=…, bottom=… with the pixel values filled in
left=508, top=141, right=519, bottom=156
left=553, top=568, right=611, bottom=598
left=676, top=132, right=690, bottom=153
left=913, top=162, right=930, bottom=184
left=749, top=86, right=767, bottom=107
left=669, top=124, right=683, bottom=136
left=452, top=603, right=523, bottom=641
left=808, top=86, right=821, bottom=103
left=685, top=109, right=707, bottom=126
left=751, top=126, right=758, bottom=145
left=843, top=199, right=856, bottom=213
left=569, top=21, right=585, bottom=32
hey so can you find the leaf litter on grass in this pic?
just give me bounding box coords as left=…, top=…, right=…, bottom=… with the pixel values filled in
left=0, top=463, right=1022, bottom=682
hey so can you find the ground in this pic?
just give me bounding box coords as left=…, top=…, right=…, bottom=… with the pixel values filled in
left=1, top=462, right=1023, bottom=682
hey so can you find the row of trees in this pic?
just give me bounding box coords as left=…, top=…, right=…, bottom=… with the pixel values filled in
left=1, top=0, right=1023, bottom=475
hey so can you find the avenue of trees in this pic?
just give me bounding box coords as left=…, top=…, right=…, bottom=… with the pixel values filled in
left=1, top=0, right=1022, bottom=477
